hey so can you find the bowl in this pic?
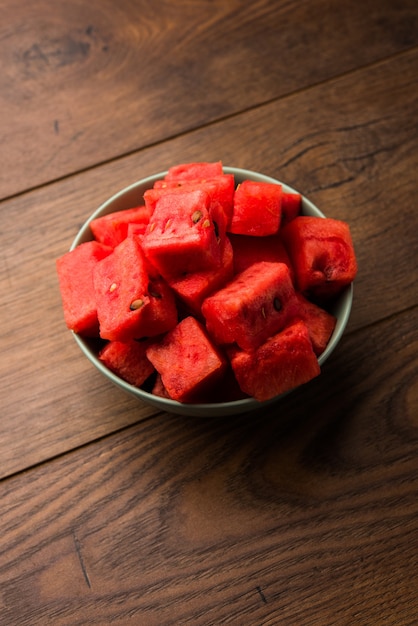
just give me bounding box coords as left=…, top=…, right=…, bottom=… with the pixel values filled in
left=71, top=167, right=353, bottom=417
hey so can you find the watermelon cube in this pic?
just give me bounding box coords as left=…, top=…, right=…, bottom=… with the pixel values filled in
left=144, top=182, right=231, bottom=241
left=146, top=316, right=227, bottom=403
left=281, top=216, right=358, bottom=299
left=151, top=373, right=171, bottom=399
left=229, top=233, right=293, bottom=278
left=90, top=205, right=151, bottom=248
left=164, top=160, right=223, bottom=181
left=141, top=189, right=222, bottom=279
left=229, top=180, right=282, bottom=236
left=139, top=275, right=178, bottom=337
left=56, top=241, right=113, bottom=336
left=281, top=192, right=302, bottom=225
left=168, top=236, right=234, bottom=316
left=99, top=340, right=155, bottom=387
left=202, top=261, right=296, bottom=351
left=93, top=236, right=151, bottom=342
left=286, top=292, right=337, bottom=356
left=151, top=174, right=235, bottom=230
left=228, top=320, right=321, bottom=401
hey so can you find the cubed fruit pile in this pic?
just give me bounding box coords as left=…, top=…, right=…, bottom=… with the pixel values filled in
left=56, top=161, right=358, bottom=403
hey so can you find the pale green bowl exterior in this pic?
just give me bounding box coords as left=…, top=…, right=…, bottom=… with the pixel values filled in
left=71, top=167, right=353, bottom=417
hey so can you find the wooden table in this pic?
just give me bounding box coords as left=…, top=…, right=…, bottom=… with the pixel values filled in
left=1, top=1, right=417, bottom=624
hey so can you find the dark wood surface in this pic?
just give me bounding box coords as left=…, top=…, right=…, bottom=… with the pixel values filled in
left=1, top=1, right=417, bottom=624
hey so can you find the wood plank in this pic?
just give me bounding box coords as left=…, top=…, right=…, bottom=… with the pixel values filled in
left=1, top=0, right=418, bottom=198
left=0, top=308, right=417, bottom=625
left=1, top=49, right=417, bottom=478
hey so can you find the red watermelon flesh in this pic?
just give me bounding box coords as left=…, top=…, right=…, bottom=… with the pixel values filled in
left=144, top=183, right=229, bottom=240
left=152, top=174, right=235, bottom=230
left=146, top=316, right=227, bottom=403
left=90, top=205, right=151, bottom=248
left=229, top=180, right=282, bottom=237
left=141, top=189, right=222, bottom=279
left=151, top=373, right=172, bottom=399
left=152, top=368, right=235, bottom=403
left=286, top=292, right=337, bottom=356
left=229, top=233, right=293, bottom=279
left=164, top=160, right=223, bottom=181
left=139, top=275, right=178, bottom=337
left=228, top=320, right=321, bottom=401
left=99, top=340, right=155, bottom=387
left=281, top=216, right=358, bottom=300
left=56, top=241, right=113, bottom=336
left=168, top=236, right=234, bottom=317
left=127, top=222, right=148, bottom=237
left=93, top=236, right=151, bottom=342
left=202, top=261, right=296, bottom=351
left=281, top=192, right=302, bottom=225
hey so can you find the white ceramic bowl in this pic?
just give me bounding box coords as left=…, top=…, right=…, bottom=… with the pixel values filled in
left=71, top=167, right=353, bottom=417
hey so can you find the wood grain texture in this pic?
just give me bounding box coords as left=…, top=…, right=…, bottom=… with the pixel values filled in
left=0, top=309, right=417, bottom=625
left=1, top=2, right=418, bottom=621
left=1, top=0, right=417, bottom=198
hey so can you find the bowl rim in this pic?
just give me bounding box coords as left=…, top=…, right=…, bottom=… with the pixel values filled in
left=71, top=166, right=354, bottom=416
